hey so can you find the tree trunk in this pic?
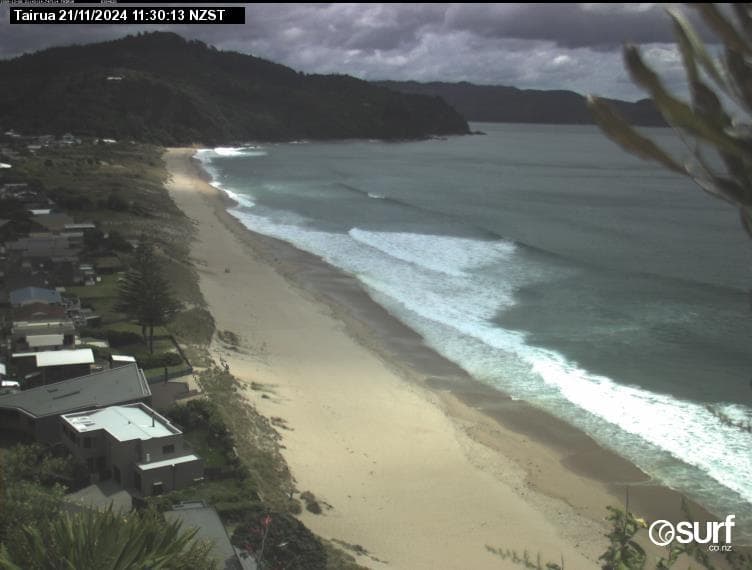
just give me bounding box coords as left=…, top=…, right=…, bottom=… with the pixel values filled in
left=149, top=325, right=154, bottom=354
left=141, top=324, right=147, bottom=344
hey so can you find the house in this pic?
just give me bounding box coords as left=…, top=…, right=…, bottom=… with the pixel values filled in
left=13, top=301, right=67, bottom=321
left=111, top=355, right=137, bottom=368
left=94, top=256, right=124, bottom=275
left=64, top=222, right=97, bottom=233
left=12, top=348, right=94, bottom=387
left=6, top=235, right=81, bottom=264
left=33, top=213, right=74, bottom=233
left=165, top=501, right=250, bottom=570
left=60, top=403, right=203, bottom=496
left=0, top=362, right=150, bottom=443
left=9, top=286, right=62, bottom=307
left=11, top=305, right=76, bottom=353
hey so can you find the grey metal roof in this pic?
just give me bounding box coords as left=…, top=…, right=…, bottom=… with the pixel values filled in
left=0, top=363, right=150, bottom=419
left=165, top=502, right=249, bottom=570
left=9, top=287, right=62, bottom=306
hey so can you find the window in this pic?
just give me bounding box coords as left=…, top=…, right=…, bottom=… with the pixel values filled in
left=162, top=444, right=175, bottom=455
left=152, top=482, right=164, bottom=496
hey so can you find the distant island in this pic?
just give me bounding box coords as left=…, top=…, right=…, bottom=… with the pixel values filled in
left=0, top=32, right=470, bottom=145
left=377, top=80, right=666, bottom=127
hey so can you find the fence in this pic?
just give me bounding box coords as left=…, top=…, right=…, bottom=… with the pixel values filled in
left=143, top=334, right=193, bottom=384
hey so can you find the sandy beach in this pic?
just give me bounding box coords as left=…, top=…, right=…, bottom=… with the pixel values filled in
left=163, top=147, right=721, bottom=570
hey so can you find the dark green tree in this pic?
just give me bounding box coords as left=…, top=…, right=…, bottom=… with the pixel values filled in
left=116, top=237, right=181, bottom=353
left=588, top=4, right=752, bottom=239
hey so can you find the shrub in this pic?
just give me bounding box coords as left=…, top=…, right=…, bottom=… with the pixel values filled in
left=106, top=329, right=144, bottom=347
left=108, top=230, right=133, bottom=252
left=232, top=506, right=327, bottom=570
left=167, top=399, right=231, bottom=443
left=137, top=351, right=183, bottom=369
left=86, top=346, right=113, bottom=361
left=300, top=491, right=322, bottom=515
left=78, top=326, right=106, bottom=339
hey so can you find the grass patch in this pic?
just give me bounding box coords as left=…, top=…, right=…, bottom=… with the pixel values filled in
left=169, top=307, right=214, bottom=346
left=66, top=273, right=121, bottom=300
left=182, top=428, right=230, bottom=469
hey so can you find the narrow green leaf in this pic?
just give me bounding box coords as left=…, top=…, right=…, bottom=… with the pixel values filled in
left=624, top=46, right=749, bottom=158
left=588, top=95, right=686, bottom=174
left=694, top=4, right=752, bottom=55
left=725, top=48, right=752, bottom=113
left=667, top=8, right=727, bottom=91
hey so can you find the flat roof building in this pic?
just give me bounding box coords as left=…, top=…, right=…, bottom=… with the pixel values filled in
left=61, top=403, right=203, bottom=497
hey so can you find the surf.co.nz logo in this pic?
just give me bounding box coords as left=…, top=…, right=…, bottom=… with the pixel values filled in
left=648, top=515, right=735, bottom=552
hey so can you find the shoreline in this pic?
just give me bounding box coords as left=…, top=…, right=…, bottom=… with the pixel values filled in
left=164, top=147, right=734, bottom=568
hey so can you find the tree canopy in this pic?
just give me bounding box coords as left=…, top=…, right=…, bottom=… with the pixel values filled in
left=116, top=236, right=181, bottom=352
left=0, top=32, right=469, bottom=144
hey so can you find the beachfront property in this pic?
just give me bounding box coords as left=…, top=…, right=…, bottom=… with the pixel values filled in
left=0, top=362, right=150, bottom=444
left=33, top=213, right=74, bottom=233
left=61, top=403, right=203, bottom=497
left=165, top=501, right=252, bottom=570
left=11, top=348, right=94, bottom=387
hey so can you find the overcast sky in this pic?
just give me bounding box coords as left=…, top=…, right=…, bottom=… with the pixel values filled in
left=0, top=3, right=715, bottom=100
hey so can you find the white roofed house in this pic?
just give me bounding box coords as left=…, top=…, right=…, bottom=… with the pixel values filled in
left=60, top=403, right=203, bottom=496
left=12, top=348, right=94, bottom=388
left=11, top=318, right=77, bottom=353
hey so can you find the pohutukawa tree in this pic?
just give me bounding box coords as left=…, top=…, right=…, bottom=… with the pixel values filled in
left=116, top=236, right=181, bottom=353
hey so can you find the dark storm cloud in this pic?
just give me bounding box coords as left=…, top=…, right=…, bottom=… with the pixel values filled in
left=0, top=3, right=713, bottom=99
left=443, top=3, right=696, bottom=50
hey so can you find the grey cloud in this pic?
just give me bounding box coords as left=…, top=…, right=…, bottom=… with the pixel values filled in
left=0, top=4, right=709, bottom=100
left=442, top=4, right=680, bottom=50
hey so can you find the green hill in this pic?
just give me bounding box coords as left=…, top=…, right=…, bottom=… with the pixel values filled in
left=0, top=32, right=470, bottom=144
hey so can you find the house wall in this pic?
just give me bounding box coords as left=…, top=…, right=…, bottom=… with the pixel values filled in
left=0, top=410, right=60, bottom=444
left=34, top=415, right=63, bottom=443
left=42, top=363, right=92, bottom=385
left=61, top=424, right=106, bottom=472
left=136, top=457, right=204, bottom=496
left=0, top=408, right=31, bottom=437
left=139, top=432, right=186, bottom=464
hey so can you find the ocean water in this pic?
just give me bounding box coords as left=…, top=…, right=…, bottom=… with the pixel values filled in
left=197, top=124, right=752, bottom=539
